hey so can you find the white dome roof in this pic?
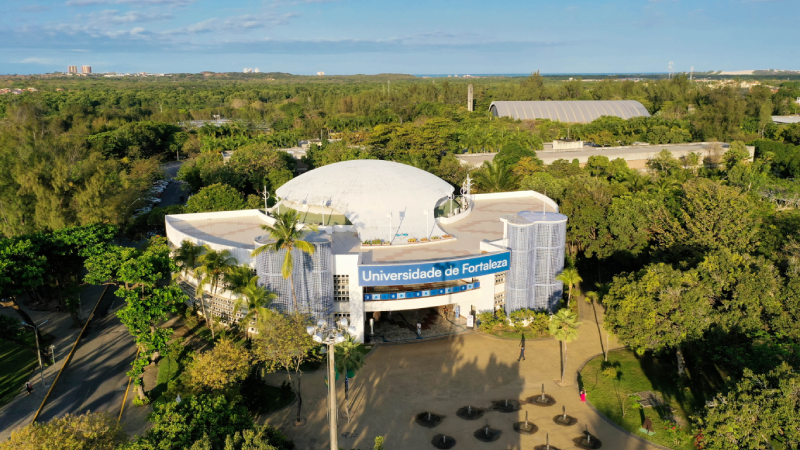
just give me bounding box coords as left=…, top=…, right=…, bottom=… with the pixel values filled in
left=277, top=160, right=454, bottom=242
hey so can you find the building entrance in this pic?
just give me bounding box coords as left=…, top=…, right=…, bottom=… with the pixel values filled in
left=365, top=305, right=468, bottom=343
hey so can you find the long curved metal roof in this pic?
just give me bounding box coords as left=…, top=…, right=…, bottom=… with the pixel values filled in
left=276, top=160, right=454, bottom=243
left=489, top=100, right=650, bottom=123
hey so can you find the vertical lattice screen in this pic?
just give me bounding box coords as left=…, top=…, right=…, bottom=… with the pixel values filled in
left=506, top=224, right=531, bottom=312
left=505, top=213, right=567, bottom=313
left=255, top=241, right=333, bottom=321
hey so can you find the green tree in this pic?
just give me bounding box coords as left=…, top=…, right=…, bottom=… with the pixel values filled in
left=603, top=263, right=709, bottom=356
left=185, top=183, right=247, bottom=213
left=252, top=312, right=318, bottom=425
left=555, top=267, right=582, bottom=308
left=653, top=178, right=760, bottom=260
left=223, top=265, right=254, bottom=300
left=494, top=142, right=542, bottom=167
left=250, top=210, right=317, bottom=313
left=473, top=160, right=519, bottom=193
left=0, top=238, right=46, bottom=329
left=559, top=176, right=613, bottom=257
left=127, top=394, right=253, bottom=450
left=232, top=276, right=276, bottom=329
left=697, top=363, right=800, bottom=450
left=173, top=240, right=205, bottom=280
left=584, top=291, right=607, bottom=361
left=722, top=141, right=751, bottom=171
left=195, top=247, right=238, bottom=339
left=549, top=309, right=581, bottom=384
left=646, top=149, right=681, bottom=176
left=185, top=338, right=252, bottom=393
left=334, top=336, right=366, bottom=422
left=0, top=412, right=126, bottom=450
left=188, top=425, right=295, bottom=450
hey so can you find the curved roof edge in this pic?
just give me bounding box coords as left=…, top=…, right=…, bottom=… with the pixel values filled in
left=489, top=100, right=651, bottom=123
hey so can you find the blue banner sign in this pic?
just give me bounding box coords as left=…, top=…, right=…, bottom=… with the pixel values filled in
left=358, top=251, right=511, bottom=287
left=364, top=282, right=480, bottom=301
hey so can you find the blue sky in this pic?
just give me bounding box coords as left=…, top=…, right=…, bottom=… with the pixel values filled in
left=1, top=0, right=798, bottom=75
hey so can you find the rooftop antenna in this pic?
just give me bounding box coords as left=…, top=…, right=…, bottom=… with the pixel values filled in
left=668, top=61, right=674, bottom=80
left=543, top=188, right=547, bottom=217
left=690, top=66, right=694, bottom=82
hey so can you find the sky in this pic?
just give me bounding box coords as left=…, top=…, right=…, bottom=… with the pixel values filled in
left=0, top=0, right=798, bottom=75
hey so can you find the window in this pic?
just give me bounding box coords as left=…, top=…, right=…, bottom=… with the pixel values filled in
left=495, top=272, right=507, bottom=285
left=494, top=292, right=506, bottom=306
left=334, top=274, right=350, bottom=302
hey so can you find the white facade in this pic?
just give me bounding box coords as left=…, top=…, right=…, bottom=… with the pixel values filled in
left=166, top=162, right=566, bottom=344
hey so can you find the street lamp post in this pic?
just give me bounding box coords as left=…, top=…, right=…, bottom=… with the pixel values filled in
left=306, top=318, right=357, bottom=450
left=22, top=320, right=49, bottom=390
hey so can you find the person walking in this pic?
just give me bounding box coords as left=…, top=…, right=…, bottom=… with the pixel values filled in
left=580, top=389, right=587, bottom=403
left=25, top=381, right=33, bottom=395
left=518, top=334, right=526, bottom=361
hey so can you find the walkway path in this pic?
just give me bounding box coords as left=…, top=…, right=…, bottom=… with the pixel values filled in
left=0, top=284, right=132, bottom=441
left=263, top=300, right=661, bottom=450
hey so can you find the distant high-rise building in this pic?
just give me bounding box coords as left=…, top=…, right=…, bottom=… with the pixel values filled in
left=81, top=65, right=92, bottom=74
left=243, top=68, right=253, bottom=73
left=317, top=71, right=325, bottom=76
left=254, top=68, right=260, bottom=73
left=68, top=66, right=77, bottom=74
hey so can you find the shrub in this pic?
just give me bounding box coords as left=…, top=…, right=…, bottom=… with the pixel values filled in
left=431, top=236, right=440, bottom=240
left=420, top=238, right=429, bottom=242
left=407, top=238, right=417, bottom=243
left=370, top=239, right=382, bottom=245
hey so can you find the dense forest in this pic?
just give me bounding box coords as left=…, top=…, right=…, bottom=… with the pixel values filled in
left=3, top=72, right=800, bottom=448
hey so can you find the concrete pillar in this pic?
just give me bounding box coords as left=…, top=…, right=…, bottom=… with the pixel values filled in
left=468, top=84, right=474, bottom=112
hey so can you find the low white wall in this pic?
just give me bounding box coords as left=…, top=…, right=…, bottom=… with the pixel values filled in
left=480, top=239, right=508, bottom=252
left=472, top=190, right=560, bottom=213
left=437, top=205, right=472, bottom=225
left=165, top=209, right=275, bottom=267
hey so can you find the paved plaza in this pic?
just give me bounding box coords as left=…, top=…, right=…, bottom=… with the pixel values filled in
left=263, top=300, right=661, bottom=450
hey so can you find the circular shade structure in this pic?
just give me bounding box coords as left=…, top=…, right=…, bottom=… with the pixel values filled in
left=276, top=160, right=454, bottom=243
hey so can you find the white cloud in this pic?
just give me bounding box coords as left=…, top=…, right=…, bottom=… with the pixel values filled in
left=169, top=12, right=298, bottom=35
left=66, top=0, right=194, bottom=7
left=20, top=57, right=57, bottom=64
left=81, top=9, right=174, bottom=23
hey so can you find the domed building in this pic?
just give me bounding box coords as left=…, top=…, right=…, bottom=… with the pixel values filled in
left=276, top=160, right=455, bottom=243
left=165, top=160, right=567, bottom=342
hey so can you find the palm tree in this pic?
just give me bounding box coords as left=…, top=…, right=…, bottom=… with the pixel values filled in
left=224, top=265, right=253, bottom=300
left=173, top=240, right=204, bottom=280
left=233, top=276, right=276, bottom=331
left=195, top=246, right=237, bottom=339
left=335, top=336, right=366, bottom=423
left=472, top=160, right=519, bottom=193
left=556, top=267, right=582, bottom=308
left=251, top=209, right=318, bottom=313
left=549, top=309, right=581, bottom=385
left=584, top=291, right=607, bottom=361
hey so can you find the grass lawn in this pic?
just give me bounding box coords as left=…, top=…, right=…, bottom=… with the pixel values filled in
left=151, top=355, right=181, bottom=404
left=0, top=332, right=55, bottom=407
left=579, top=349, right=702, bottom=450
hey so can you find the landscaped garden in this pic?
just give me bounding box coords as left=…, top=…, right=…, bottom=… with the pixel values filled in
left=579, top=348, right=724, bottom=450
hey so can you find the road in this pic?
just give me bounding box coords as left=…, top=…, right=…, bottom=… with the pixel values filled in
left=0, top=161, right=186, bottom=441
